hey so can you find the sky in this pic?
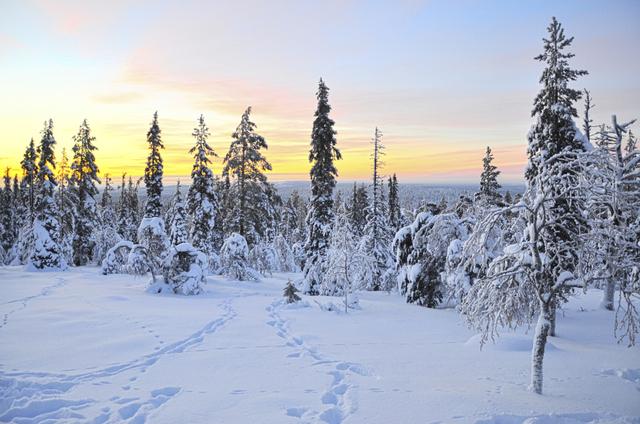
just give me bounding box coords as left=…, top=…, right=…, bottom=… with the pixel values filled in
left=0, top=0, right=638, bottom=184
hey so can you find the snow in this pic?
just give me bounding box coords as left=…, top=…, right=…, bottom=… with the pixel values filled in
left=0, top=266, right=638, bottom=423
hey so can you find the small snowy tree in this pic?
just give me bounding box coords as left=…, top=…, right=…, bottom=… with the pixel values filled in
left=220, top=232, right=258, bottom=281
left=94, top=175, right=121, bottom=265
left=166, top=182, right=189, bottom=246
left=55, top=149, right=77, bottom=265
left=283, top=280, right=301, bottom=304
left=126, top=244, right=157, bottom=282
left=478, top=146, right=501, bottom=203
left=323, top=206, right=374, bottom=301
left=117, top=175, right=141, bottom=242
left=159, top=243, right=207, bottom=295
left=101, top=240, right=134, bottom=275
left=248, top=239, right=278, bottom=277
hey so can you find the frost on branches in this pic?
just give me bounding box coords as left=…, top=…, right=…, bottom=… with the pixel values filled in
left=220, top=233, right=259, bottom=281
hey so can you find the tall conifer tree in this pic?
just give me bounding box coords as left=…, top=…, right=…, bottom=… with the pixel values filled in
left=302, top=79, right=342, bottom=295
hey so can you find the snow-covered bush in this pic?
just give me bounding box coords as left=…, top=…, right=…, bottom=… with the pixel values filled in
left=93, top=225, right=122, bottom=267
left=291, top=241, right=305, bottom=270
left=220, top=233, right=258, bottom=281
left=27, top=218, right=68, bottom=271
left=159, top=243, right=207, bottom=295
left=249, top=240, right=278, bottom=276
left=126, top=244, right=157, bottom=282
left=283, top=280, right=301, bottom=303
left=137, top=217, right=169, bottom=273
left=101, top=241, right=134, bottom=275
left=273, top=234, right=298, bottom=272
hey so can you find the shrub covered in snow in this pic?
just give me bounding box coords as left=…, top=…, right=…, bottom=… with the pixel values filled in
left=126, top=244, right=157, bottom=282
left=159, top=243, right=207, bottom=295
left=101, top=241, right=134, bottom=275
left=220, top=233, right=259, bottom=281
left=249, top=240, right=278, bottom=276
left=137, top=217, right=169, bottom=273
left=283, top=280, right=301, bottom=304
left=273, top=234, right=298, bottom=272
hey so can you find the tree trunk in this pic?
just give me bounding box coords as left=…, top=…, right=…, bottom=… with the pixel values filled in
left=530, top=302, right=551, bottom=394
left=548, top=301, right=556, bottom=337
left=601, top=278, right=615, bottom=311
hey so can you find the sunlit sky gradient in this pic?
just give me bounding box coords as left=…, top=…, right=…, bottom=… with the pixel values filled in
left=1, top=0, right=639, bottom=184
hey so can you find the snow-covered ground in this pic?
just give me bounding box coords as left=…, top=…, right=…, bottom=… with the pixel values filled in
left=0, top=267, right=638, bottom=424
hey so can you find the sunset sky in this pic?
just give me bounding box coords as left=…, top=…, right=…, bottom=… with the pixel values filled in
left=1, top=0, right=638, bottom=184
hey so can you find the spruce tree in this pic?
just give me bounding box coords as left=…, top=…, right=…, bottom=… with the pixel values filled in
left=388, top=174, right=401, bottom=231
left=167, top=182, right=189, bottom=246
left=144, top=111, right=164, bottom=218
left=28, top=119, right=66, bottom=270
left=187, top=115, right=219, bottom=257
left=478, top=146, right=501, bottom=201
left=94, top=175, right=121, bottom=264
left=526, top=17, right=588, bottom=338
left=348, top=184, right=368, bottom=237
left=283, top=280, right=301, bottom=304
left=302, top=79, right=342, bottom=295
left=139, top=112, right=168, bottom=269
left=0, top=168, right=16, bottom=254
left=70, top=119, right=101, bottom=266
left=361, top=128, right=394, bottom=291
left=20, top=138, right=38, bottom=220
left=222, top=107, right=274, bottom=245
left=56, top=148, right=77, bottom=265
left=117, top=174, right=140, bottom=242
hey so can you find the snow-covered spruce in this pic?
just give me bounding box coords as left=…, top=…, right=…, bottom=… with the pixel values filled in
left=137, top=217, right=169, bottom=274
left=360, top=127, right=395, bottom=291
left=222, top=107, right=276, bottom=246
left=248, top=240, right=278, bottom=277
left=393, top=212, right=469, bottom=307
left=27, top=119, right=67, bottom=271
left=187, top=115, right=219, bottom=263
left=101, top=240, right=134, bottom=275
left=283, top=280, right=301, bottom=304
left=93, top=175, right=121, bottom=265
left=70, top=119, right=101, bottom=266
left=165, top=182, right=189, bottom=246
left=525, top=16, right=589, bottom=339
left=154, top=243, right=207, bottom=295
left=302, top=79, right=341, bottom=295
left=220, top=232, right=259, bottom=281
left=126, top=244, right=157, bottom=282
